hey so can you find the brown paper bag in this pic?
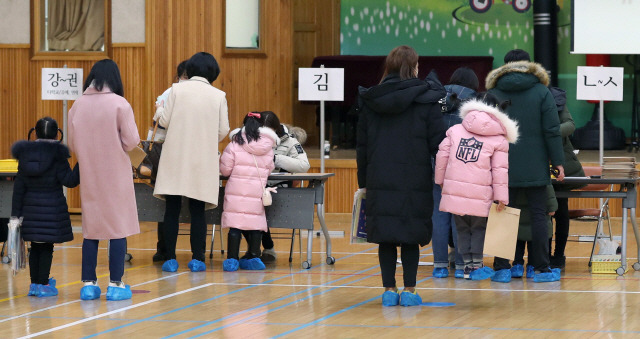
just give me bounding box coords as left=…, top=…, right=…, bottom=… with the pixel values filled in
left=483, top=203, right=521, bottom=261
left=128, top=146, right=147, bottom=169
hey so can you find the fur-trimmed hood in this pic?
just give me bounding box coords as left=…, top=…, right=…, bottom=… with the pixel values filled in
left=485, top=61, right=550, bottom=90
left=229, top=127, right=279, bottom=156
left=459, top=99, right=519, bottom=143
left=11, top=140, right=71, bottom=176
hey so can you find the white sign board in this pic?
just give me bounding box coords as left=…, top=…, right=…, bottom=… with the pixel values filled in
left=41, top=68, right=83, bottom=100
left=576, top=66, right=624, bottom=101
left=298, top=68, right=344, bottom=101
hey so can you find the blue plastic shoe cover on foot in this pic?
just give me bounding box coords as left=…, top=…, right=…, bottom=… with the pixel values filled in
left=533, top=271, right=560, bottom=283
left=526, top=265, right=534, bottom=278
left=239, top=257, right=266, bottom=270
left=37, top=284, right=59, bottom=297
left=470, top=266, right=495, bottom=281
left=162, top=259, right=179, bottom=272
left=399, top=291, right=423, bottom=306
left=80, top=285, right=102, bottom=300
left=454, top=269, right=464, bottom=279
left=510, top=264, right=524, bottom=278
left=223, top=258, right=239, bottom=271
left=188, top=259, right=206, bottom=272
left=491, top=268, right=512, bottom=283
left=48, top=278, right=56, bottom=287
left=432, top=267, right=449, bottom=278
left=106, top=285, right=132, bottom=301
left=381, top=290, right=400, bottom=306
left=28, top=283, right=38, bottom=296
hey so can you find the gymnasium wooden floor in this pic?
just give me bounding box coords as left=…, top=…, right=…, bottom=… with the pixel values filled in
left=2, top=214, right=640, bottom=338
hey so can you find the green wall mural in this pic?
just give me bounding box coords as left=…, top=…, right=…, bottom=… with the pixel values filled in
left=341, top=0, right=635, bottom=138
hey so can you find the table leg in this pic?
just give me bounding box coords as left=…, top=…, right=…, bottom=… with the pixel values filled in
left=619, top=208, right=629, bottom=275
left=302, top=229, right=313, bottom=269
left=630, top=208, right=640, bottom=271
left=317, top=203, right=335, bottom=265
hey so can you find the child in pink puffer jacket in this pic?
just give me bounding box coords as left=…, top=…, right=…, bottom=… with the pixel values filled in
left=220, top=111, right=280, bottom=272
left=434, top=92, right=519, bottom=280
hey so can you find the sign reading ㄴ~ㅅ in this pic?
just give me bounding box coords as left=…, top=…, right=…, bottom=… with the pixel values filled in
left=41, top=68, right=84, bottom=101
left=576, top=66, right=624, bottom=102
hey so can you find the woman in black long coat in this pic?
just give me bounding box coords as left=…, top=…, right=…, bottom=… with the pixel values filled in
left=356, top=45, right=446, bottom=307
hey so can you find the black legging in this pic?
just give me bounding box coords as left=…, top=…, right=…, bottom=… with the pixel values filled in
left=162, top=195, right=207, bottom=262
left=553, top=197, right=570, bottom=257
left=378, top=243, right=419, bottom=288
left=262, top=228, right=274, bottom=250
left=29, top=242, right=54, bottom=285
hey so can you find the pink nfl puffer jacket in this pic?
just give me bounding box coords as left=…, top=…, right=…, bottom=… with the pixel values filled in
left=434, top=99, right=519, bottom=217
left=220, top=127, right=279, bottom=231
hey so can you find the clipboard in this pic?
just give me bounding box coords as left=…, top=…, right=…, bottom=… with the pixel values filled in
left=483, top=203, right=521, bottom=261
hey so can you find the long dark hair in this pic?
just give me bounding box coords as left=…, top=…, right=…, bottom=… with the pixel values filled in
left=28, top=116, right=62, bottom=141
left=380, top=45, right=419, bottom=83
left=233, top=111, right=281, bottom=145
left=83, top=59, right=124, bottom=97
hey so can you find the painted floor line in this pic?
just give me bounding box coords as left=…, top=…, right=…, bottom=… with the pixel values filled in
left=18, top=283, right=213, bottom=339
left=0, top=272, right=190, bottom=323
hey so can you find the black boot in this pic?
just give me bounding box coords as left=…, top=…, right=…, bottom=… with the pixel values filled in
left=239, top=231, right=266, bottom=270
left=226, top=229, right=242, bottom=260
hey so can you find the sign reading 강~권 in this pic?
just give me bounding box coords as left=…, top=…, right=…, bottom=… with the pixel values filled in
left=576, top=66, right=624, bottom=102
left=41, top=68, right=84, bottom=101
left=298, top=68, right=344, bottom=101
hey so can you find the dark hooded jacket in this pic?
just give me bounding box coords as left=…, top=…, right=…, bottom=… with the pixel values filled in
left=356, top=72, right=446, bottom=246
left=486, top=61, right=564, bottom=187
left=549, top=87, right=585, bottom=190
left=11, top=140, right=79, bottom=243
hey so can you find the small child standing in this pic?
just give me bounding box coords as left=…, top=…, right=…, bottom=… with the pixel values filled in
left=434, top=92, right=519, bottom=280
left=220, top=111, right=280, bottom=271
left=11, top=117, right=80, bottom=297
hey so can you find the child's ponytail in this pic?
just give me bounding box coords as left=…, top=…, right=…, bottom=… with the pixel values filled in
left=233, top=112, right=263, bottom=145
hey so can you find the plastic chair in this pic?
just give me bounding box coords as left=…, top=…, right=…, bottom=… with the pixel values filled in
left=567, top=166, right=614, bottom=265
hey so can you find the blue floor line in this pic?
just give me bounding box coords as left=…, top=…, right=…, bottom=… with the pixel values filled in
left=186, top=251, right=433, bottom=338
left=81, top=245, right=382, bottom=339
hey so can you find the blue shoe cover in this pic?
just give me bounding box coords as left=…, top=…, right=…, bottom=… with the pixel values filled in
left=48, top=278, right=56, bottom=287
left=399, top=291, right=422, bottom=306
left=223, top=258, right=239, bottom=272
left=433, top=267, right=449, bottom=278
left=551, top=268, right=562, bottom=280
left=510, top=264, right=524, bottom=278
left=239, top=257, right=266, bottom=270
left=28, top=283, right=39, bottom=296
left=526, top=265, right=534, bottom=278
left=454, top=269, right=464, bottom=279
left=188, top=259, right=206, bottom=272
left=470, top=267, right=495, bottom=281
left=80, top=285, right=102, bottom=300
left=37, top=284, right=58, bottom=297
left=162, top=259, right=179, bottom=272
left=491, top=269, right=512, bottom=283
left=533, top=271, right=560, bottom=283
left=106, top=285, right=132, bottom=301
left=381, top=290, right=400, bottom=306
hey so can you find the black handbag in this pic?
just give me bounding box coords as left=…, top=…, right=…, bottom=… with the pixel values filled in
left=136, top=124, right=164, bottom=180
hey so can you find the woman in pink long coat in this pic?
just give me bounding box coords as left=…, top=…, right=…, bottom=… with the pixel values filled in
left=68, top=59, right=140, bottom=301
left=220, top=112, right=280, bottom=272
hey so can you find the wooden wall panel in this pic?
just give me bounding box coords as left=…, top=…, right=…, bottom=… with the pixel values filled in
left=1, top=0, right=294, bottom=210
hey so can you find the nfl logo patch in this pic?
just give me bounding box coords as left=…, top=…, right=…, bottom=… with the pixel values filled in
left=456, top=137, right=483, bottom=163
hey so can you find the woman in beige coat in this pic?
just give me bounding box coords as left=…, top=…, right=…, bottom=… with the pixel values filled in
left=153, top=52, right=230, bottom=272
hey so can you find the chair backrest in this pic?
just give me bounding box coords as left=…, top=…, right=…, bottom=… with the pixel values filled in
left=580, top=166, right=610, bottom=191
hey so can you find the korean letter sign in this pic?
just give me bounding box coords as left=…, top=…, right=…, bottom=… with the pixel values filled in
left=298, top=68, right=344, bottom=101
left=42, top=68, right=83, bottom=100
left=576, top=66, right=624, bottom=102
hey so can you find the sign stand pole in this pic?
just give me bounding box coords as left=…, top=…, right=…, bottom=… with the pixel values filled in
left=62, top=64, right=68, bottom=198
left=319, top=64, right=326, bottom=175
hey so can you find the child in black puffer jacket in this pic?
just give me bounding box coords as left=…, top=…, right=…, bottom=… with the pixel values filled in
left=11, top=117, right=79, bottom=297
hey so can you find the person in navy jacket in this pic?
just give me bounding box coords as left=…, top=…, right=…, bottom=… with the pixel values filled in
left=11, top=117, right=79, bottom=297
